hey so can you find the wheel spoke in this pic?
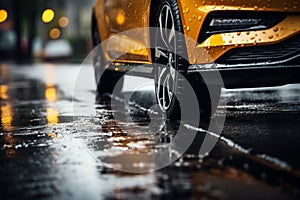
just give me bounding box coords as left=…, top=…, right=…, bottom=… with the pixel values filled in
left=169, top=23, right=175, bottom=44
left=162, top=77, right=166, bottom=108
left=157, top=67, right=165, bottom=108
left=170, top=64, right=176, bottom=81
left=159, top=12, right=169, bottom=48
left=164, top=7, right=170, bottom=37
left=166, top=74, right=172, bottom=104
left=167, top=53, right=176, bottom=81
left=155, top=47, right=168, bottom=59
left=163, top=74, right=170, bottom=108
left=165, top=7, right=169, bottom=29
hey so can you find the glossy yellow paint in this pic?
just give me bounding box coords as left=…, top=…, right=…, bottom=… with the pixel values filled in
left=178, top=0, right=300, bottom=64
left=93, top=0, right=300, bottom=65
left=94, top=0, right=151, bottom=64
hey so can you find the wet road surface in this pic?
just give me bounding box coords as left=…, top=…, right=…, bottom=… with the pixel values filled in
left=0, top=63, right=300, bottom=200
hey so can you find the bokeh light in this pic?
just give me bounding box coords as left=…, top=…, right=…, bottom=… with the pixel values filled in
left=0, top=9, right=8, bottom=23
left=58, top=16, right=69, bottom=28
left=49, top=28, right=61, bottom=39
left=42, top=9, right=55, bottom=23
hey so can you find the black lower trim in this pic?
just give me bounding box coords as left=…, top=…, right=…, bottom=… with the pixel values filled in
left=188, top=64, right=300, bottom=88
left=217, top=33, right=300, bottom=64
left=107, top=62, right=300, bottom=89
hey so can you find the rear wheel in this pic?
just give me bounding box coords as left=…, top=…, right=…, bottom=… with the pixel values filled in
left=153, top=0, right=220, bottom=123
left=92, top=22, right=124, bottom=102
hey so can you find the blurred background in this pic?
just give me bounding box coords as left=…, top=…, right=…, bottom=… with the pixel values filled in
left=0, top=0, right=94, bottom=63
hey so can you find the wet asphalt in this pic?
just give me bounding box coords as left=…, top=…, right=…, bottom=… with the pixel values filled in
left=0, top=63, right=300, bottom=200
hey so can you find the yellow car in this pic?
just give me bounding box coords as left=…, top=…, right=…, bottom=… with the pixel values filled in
left=92, top=0, right=300, bottom=119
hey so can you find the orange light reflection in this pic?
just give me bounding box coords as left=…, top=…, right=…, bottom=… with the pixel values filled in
left=46, top=108, right=59, bottom=125
left=4, top=134, right=16, bottom=157
left=45, top=84, right=57, bottom=102
left=45, top=82, right=59, bottom=125
left=0, top=85, right=9, bottom=100
left=0, top=84, right=15, bottom=157
left=1, top=85, right=14, bottom=131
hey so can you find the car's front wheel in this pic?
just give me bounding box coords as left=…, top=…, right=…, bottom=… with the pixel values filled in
left=153, top=0, right=220, bottom=124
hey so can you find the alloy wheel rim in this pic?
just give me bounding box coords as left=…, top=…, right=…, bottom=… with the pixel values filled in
left=155, top=4, right=177, bottom=111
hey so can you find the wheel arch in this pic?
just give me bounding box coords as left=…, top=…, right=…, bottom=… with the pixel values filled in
left=149, top=0, right=185, bottom=27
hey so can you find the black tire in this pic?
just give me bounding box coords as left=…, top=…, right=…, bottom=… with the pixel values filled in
left=152, top=0, right=220, bottom=124
left=92, top=19, right=124, bottom=103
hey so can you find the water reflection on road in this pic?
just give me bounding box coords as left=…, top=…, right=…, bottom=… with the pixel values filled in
left=0, top=63, right=299, bottom=200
